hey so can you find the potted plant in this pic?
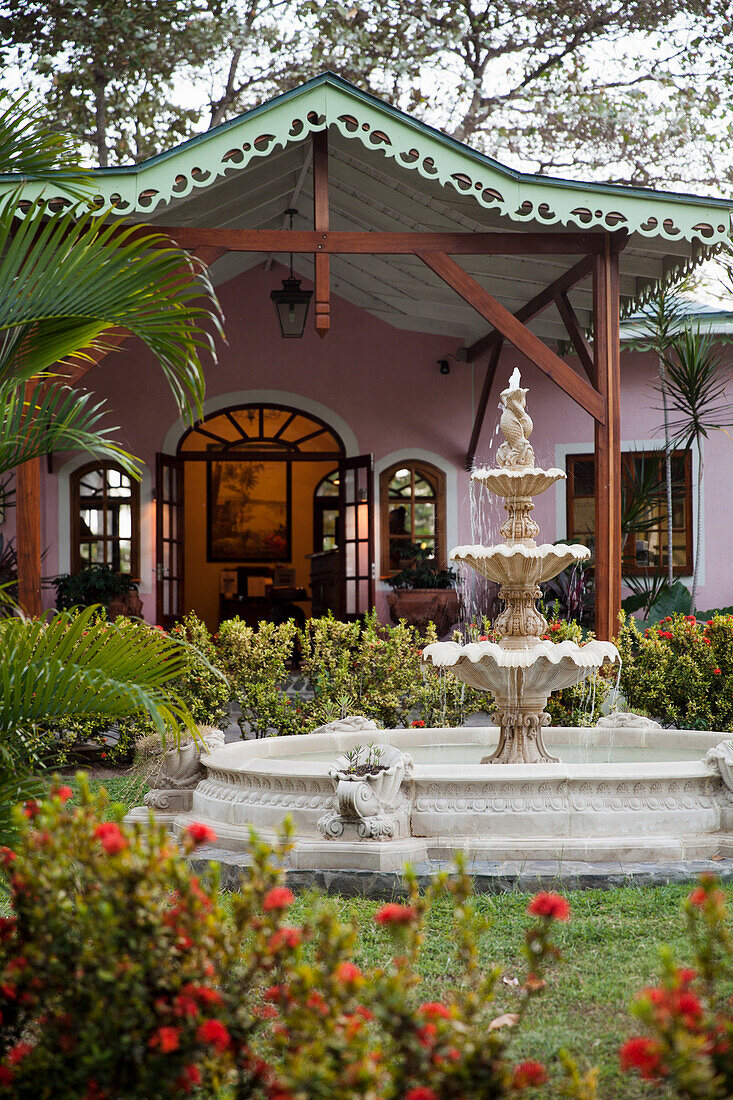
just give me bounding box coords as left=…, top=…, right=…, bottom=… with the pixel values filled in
left=54, top=564, right=142, bottom=617
left=385, top=543, right=459, bottom=636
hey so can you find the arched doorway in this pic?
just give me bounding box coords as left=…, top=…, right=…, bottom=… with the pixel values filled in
left=156, top=403, right=373, bottom=629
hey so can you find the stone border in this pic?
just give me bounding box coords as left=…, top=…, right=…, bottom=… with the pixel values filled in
left=190, top=849, right=733, bottom=900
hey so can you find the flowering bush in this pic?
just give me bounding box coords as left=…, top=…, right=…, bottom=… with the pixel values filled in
left=0, top=781, right=597, bottom=1098
left=616, top=611, right=733, bottom=729
left=620, top=874, right=733, bottom=1098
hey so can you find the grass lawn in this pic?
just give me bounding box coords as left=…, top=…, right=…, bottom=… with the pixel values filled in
left=59, top=771, right=727, bottom=1098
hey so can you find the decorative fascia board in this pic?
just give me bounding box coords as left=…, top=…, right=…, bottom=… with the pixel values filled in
left=6, top=73, right=733, bottom=245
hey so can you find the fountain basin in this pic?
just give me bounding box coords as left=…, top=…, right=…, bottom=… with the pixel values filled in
left=164, top=724, right=733, bottom=871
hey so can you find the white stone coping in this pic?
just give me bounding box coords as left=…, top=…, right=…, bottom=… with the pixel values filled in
left=203, top=725, right=723, bottom=784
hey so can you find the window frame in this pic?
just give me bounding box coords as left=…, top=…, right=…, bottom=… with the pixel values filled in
left=566, top=449, right=693, bottom=576
left=71, top=461, right=140, bottom=577
left=379, top=460, right=447, bottom=578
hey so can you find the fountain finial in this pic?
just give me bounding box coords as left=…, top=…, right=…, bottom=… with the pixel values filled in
left=497, top=371, right=535, bottom=469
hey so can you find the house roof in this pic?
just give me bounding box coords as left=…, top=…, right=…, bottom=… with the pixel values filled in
left=620, top=300, right=733, bottom=341
left=11, top=72, right=733, bottom=347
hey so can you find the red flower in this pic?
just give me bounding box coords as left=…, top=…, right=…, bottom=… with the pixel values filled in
left=512, top=1060, right=547, bottom=1088
left=52, top=785, right=73, bottom=803
left=406, top=1089, right=438, bottom=1100
left=148, top=1026, right=181, bottom=1053
left=527, top=892, right=571, bottom=921
left=620, top=1036, right=663, bottom=1079
left=22, top=801, right=39, bottom=819
left=196, top=1019, right=231, bottom=1051
left=185, top=822, right=217, bottom=846
left=306, top=991, right=328, bottom=1016
left=176, top=1064, right=201, bottom=1094
left=7, top=1042, right=33, bottom=1065
left=93, top=822, right=128, bottom=856
left=418, top=1001, right=451, bottom=1019
left=410, top=720, right=426, bottom=728
left=676, top=967, right=697, bottom=985
left=183, top=984, right=223, bottom=1007
left=269, top=927, right=302, bottom=952
left=374, top=902, right=417, bottom=925
left=335, top=961, right=362, bottom=983
left=714, top=668, right=722, bottom=675
left=0, top=849, right=15, bottom=869
left=263, top=886, right=294, bottom=912
left=416, top=1022, right=437, bottom=1047
left=0, top=1066, right=12, bottom=1085
left=703, top=637, right=712, bottom=646
left=0, top=918, right=16, bottom=944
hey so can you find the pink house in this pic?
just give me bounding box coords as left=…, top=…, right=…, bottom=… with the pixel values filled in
left=6, top=74, right=733, bottom=635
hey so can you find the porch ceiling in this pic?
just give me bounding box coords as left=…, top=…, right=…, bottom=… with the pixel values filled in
left=9, top=73, right=732, bottom=348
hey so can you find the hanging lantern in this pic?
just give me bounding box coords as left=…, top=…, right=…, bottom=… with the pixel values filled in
left=271, top=208, right=312, bottom=338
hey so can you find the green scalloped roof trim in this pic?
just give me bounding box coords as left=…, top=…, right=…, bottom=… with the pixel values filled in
left=7, top=73, right=733, bottom=246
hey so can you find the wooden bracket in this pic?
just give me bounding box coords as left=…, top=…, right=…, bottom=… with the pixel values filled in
left=554, top=290, right=596, bottom=385
left=312, top=129, right=330, bottom=338
left=417, top=250, right=605, bottom=423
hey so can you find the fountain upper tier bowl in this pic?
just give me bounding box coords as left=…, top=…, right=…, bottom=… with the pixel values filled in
left=422, top=638, right=619, bottom=693
left=470, top=466, right=565, bottom=498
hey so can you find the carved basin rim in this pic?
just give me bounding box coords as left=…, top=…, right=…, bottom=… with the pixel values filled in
left=421, top=638, right=620, bottom=670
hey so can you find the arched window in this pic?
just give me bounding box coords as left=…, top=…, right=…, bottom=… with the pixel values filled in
left=313, top=469, right=340, bottom=552
left=380, top=461, right=446, bottom=577
left=71, top=462, right=140, bottom=576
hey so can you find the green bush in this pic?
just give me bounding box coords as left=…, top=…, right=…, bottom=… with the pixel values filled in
left=617, top=611, right=733, bottom=730
left=0, top=781, right=593, bottom=1099
left=299, top=611, right=486, bottom=731
left=217, top=617, right=298, bottom=738
left=41, top=612, right=229, bottom=766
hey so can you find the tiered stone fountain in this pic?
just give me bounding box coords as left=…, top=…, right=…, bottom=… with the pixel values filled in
left=421, top=369, right=619, bottom=764
left=128, top=372, right=733, bottom=882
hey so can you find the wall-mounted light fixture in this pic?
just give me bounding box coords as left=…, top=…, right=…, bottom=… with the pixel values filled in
left=271, top=208, right=312, bottom=338
left=438, top=359, right=451, bottom=375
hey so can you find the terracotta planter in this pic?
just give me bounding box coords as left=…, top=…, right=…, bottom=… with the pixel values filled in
left=387, top=588, right=459, bottom=637
left=107, top=591, right=143, bottom=619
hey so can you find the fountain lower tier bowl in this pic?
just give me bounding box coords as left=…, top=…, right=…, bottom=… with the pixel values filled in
left=450, top=543, right=589, bottom=585
left=138, top=725, right=733, bottom=872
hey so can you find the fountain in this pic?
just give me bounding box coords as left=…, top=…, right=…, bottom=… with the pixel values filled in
left=127, top=372, right=733, bottom=880
left=421, top=370, right=619, bottom=764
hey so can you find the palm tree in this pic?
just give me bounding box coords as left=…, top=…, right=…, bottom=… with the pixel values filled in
left=661, top=328, right=732, bottom=609
left=0, top=96, right=222, bottom=480
left=0, top=99, right=224, bottom=837
left=627, top=283, right=693, bottom=585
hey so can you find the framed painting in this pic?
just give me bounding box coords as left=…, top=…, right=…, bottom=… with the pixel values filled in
left=207, top=460, right=291, bottom=561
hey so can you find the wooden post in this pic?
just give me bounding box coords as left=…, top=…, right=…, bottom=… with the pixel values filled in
left=17, top=456, right=42, bottom=617
left=593, top=237, right=622, bottom=641
left=312, top=129, right=330, bottom=337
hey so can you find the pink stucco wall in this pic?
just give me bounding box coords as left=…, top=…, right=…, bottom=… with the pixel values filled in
left=6, top=261, right=733, bottom=619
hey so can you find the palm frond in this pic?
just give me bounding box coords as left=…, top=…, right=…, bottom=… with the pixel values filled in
left=0, top=94, right=82, bottom=178
left=0, top=608, right=213, bottom=741
left=660, top=328, right=732, bottom=448
left=0, top=201, right=222, bottom=420
left=0, top=380, right=141, bottom=477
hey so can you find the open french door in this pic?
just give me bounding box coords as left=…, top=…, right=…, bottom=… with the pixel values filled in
left=155, top=453, right=185, bottom=629
left=338, top=454, right=375, bottom=619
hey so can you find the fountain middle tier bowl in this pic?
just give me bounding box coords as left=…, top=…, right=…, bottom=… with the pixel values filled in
left=470, top=466, right=566, bottom=498
left=421, top=638, right=619, bottom=696
left=450, top=542, right=590, bottom=585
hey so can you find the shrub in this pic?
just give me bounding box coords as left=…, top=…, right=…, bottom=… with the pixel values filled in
left=217, top=618, right=298, bottom=737
left=0, top=782, right=596, bottom=1099
left=39, top=612, right=229, bottom=767
left=616, top=611, right=733, bottom=729
left=53, top=564, right=138, bottom=610
left=299, top=612, right=485, bottom=731
left=620, top=874, right=733, bottom=1098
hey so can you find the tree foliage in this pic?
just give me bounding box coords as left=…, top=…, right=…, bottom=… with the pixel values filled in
left=4, top=0, right=733, bottom=188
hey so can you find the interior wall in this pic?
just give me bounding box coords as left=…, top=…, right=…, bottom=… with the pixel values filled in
left=183, top=457, right=335, bottom=632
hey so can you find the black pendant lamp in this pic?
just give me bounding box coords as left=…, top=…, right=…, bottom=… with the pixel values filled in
left=271, top=208, right=312, bottom=338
